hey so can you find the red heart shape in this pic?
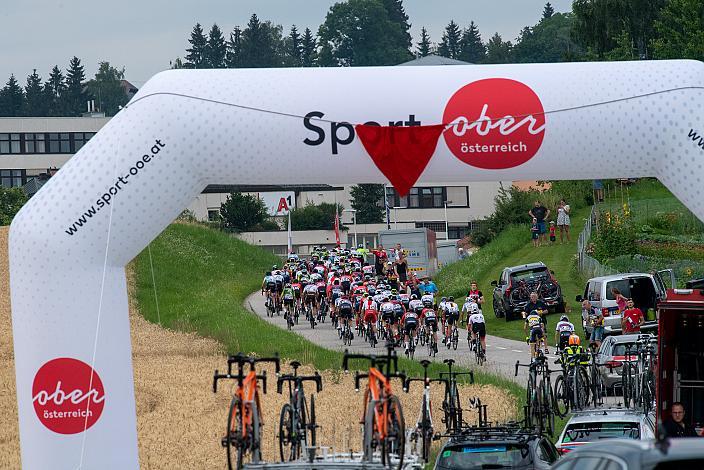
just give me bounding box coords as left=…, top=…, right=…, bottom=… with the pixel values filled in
left=355, top=124, right=445, bottom=197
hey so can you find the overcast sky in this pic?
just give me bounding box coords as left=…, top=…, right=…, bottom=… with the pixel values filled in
left=1, top=0, right=573, bottom=87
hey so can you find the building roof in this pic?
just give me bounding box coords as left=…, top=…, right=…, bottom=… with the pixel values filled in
left=398, top=54, right=473, bottom=66
left=202, top=184, right=343, bottom=194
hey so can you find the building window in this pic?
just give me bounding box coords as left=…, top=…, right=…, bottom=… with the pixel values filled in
left=415, top=221, right=446, bottom=233
left=448, top=225, right=471, bottom=240
left=0, top=134, right=21, bottom=154
left=48, top=133, right=71, bottom=153
left=24, top=133, right=47, bottom=154
left=73, top=132, right=95, bottom=152
left=207, top=209, right=220, bottom=221
left=0, top=169, right=27, bottom=188
left=389, top=186, right=447, bottom=208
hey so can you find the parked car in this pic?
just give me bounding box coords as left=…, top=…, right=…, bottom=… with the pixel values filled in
left=436, top=425, right=559, bottom=469
left=594, top=333, right=656, bottom=395
left=576, top=271, right=673, bottom=336
left=555, top=408, right=655, bottom=455
left=491, top=262, right=565, bottom=321
left=550, top=438, right=704, bottom=469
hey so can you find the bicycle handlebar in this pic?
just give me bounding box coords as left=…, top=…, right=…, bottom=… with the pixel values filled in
left=354, top=371, right=407, bottom=392
left=226, top=353, right=281, bottom=375
left=514, top=360, right=557, bottom=377
left=439, top=371, right=474, bottom=384
left=342, top=347, right=398, bottom=373
left=404, top=376, right=449, bottom=392
left=213, top=370, right=268, bottom=394
left=277, top=372, right=323, bottom=394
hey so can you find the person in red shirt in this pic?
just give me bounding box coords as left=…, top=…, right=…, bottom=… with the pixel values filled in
left=372, top=245, right=388, bottom=276
left=621, top=298, right=644, bottom=334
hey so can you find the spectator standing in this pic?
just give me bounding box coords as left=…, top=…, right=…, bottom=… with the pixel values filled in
left=395, top=246, right=408, bottom=284
left=612, top=287, right=627, bottom=313
left=531, top=218, right=540, bottom=247
left=458, top=247, right=468, bottom=259
left=593, top=180, right=604, bottom=202
left=466, top=281, right=484, bottom=306
left=420, top=278, right=438, bottom=296
left=549, top=221, right=557, bottom=244
left=581, top=299, right=597, bottom=337
left=622, top=298, right=644, bottom=334
left=588, top=302, right=605, bottom=348
left=663, top=402, right=698, bottom=437
left=556, top=199, right=571, bottom=243
left=529, top=201, right=550, bottom=246
left=372, top=244, right=387, bottom=276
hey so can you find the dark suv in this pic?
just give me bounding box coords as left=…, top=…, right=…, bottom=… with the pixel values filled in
left=491, top=262, right=565, bottom=321
left=435, top=425, right=559, bottom=469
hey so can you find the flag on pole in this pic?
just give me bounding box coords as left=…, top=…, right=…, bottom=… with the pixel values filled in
left=384, top=190, right=391, bottom=230
left=334, top=210, right=341, bottom=247
left=287, top=211, right=293, bottom=254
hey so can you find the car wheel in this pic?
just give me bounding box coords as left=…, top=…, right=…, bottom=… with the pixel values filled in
left=493, top=299, right=504, bottom=318
left=556, top=299, right=566, bottom=314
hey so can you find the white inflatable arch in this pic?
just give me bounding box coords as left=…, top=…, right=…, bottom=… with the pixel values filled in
left=9, top=60, right=704, bottom=468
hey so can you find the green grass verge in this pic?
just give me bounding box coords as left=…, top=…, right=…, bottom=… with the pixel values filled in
left=436, top=209, right=589, bottom=343
left=131, top=223, right=525, bottom=407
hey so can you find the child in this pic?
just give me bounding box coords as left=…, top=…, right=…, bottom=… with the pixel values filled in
left=549, top=221, right=556, bottom=244
left=531, top=217, right=539, bottom=247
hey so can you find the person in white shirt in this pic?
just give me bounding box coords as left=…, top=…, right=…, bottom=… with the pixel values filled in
left=554, top=315, right=575, bottom=351
left=467, top=303, right=486, bottom=355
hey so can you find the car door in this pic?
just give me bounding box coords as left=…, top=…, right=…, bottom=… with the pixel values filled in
left=493, top=270, right=506, bottom=306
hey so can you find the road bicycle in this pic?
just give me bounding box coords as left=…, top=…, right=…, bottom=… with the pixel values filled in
left=403, top=360, right=448, bottom=463
left=277, top=361, right=323, bottom=463
left=213, top=353, right=281, bottom=470
left=553, top=352, right=590, bottom=417
left=469, top=330, right=486, bottom=366
left=445, top=324, right=459, bottom=350
left=317, top=296, right=328, bottom=323
left=404, top=326, right=417, bottom=360
left=340, top=318, right=353, bottom=346
left=515, top=352, right=557, bottom=436
left=343, top=343, right=407, bottom=469
left=427, top=327, right=437, bottom=358
left=439, top=359, right=474, bottom=434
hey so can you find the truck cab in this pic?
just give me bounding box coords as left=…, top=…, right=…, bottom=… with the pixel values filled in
left=656, top=288, right=704, bottom=437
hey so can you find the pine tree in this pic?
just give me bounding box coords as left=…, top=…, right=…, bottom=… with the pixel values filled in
left=543, top=2, right=555, bottom=20
left=47, top=66, right=65, bottom=116
left=185, top=23, right=208, bottom=68
left=206, top=24, right=227, bottom=68
left=285, top=25, right=303, bottom=66
left=458, top=21, right=486, bottom=63
left=42, top=82, right=56, bottom=116
left=0, top=75, right=25, bottom=117
left=64, top=57, right=86, bottom=116
left=381, top=0, right=413, bottom=55
left=225, top=27, right=243, bottom=68
left=24, top=69, right=46, bottom=116
left=438, top=21, right=462, bottom=59
left=241, top=14, right=283, bottom=68
left=300, top=27, right=317, bottom=67
left=417, top=26, right=432, bottom=57
left=485, top=32, right=513, bottom=63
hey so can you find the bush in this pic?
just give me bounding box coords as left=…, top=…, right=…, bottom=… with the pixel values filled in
left=592, top=205, right=636, bottom=262
left=290, top=202, right=346, bottom=231
left=220, top=192, right=270, bottom=232
left=0, top=187, right=28, bottom=225
left=607, top=255, right=704, bottom=287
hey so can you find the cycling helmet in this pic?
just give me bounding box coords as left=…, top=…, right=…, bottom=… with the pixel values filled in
left=441, top=297, right=447, bottom=302
left=448, top=296, right=454, bottom=302
left=411, top=294, right=418, bottom=300
left=569, top=334, right=581, bottom=346
left=560, top=315, right=569, bottom=322
left=272, top=265, right=278, bottom=270
left=285, top=283, right=291, bottom=287
left=529, top=310, right=539, bottom=316
left=469, top=303, right=480, bottom=314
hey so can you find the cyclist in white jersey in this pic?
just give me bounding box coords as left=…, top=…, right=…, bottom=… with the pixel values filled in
left=554, top=315, right=575, bottom=352
left=462, top=298, right=478, bottom=325
left=467, top=303, right=487, bottom=355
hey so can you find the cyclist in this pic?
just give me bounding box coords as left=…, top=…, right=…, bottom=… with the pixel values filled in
left=559, top=334, right=589, bottom=366
left=421, top=306, right=439, bottom=353
left=401, top=306, right=419, bottom=356
left=461, top=296, right=478, bottom=325
left=524, top=309, right=544, bottom=358
left=262, top=271, right=275, bottom=307
left=408, top=294, right=423, bottom=317
left=467, top=302, right=486, bottom=356
left=392, top=299, right=406, bottom=345
left=337, top=294, right=355, bottom=338
left=282, top=283, right=295, bottom=319
left=302, top=282, right=319, bottom=323
left=555, top=315, right=575, bottom=352
left=523, top=292, right=549, bottom=354
left=380, top=297, right=397, bottom=340
left=443, top=296, right=460, bottom=346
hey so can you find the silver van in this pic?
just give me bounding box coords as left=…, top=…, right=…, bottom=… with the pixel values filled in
left=576, top=271, right=673, bottom=336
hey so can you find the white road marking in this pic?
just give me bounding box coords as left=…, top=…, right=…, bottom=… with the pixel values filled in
left=511, top=349, right=523, bottom=353
left=495, top=346, right=507, bottom=350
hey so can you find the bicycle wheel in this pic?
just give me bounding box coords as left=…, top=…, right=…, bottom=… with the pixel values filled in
left=278, top=404, right=294, bottom=462
left=575, top=366, right=590, bottom=410
left=542, top=380, right=555, bottom=436
left=452, top=329, right=458, bottom=350
left=363, top=401, right=380, bottom=462
left=420, top=396, right=431, bottom=463
left=250, top=400, right=262, bottom=464
left=553, top=375, right=569, bottom=418
left=382, top=395, right=405, bottom=470
left=226, top=397, right=244, bottom=470
left=622, top=363, right=633, bottom=408
left=308, top=395, right=317, bottom=453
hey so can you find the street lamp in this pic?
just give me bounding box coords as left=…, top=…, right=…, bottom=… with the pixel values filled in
left=343, top=209, right=357, bottom=247
left=444, top=200, right=453, bottom=240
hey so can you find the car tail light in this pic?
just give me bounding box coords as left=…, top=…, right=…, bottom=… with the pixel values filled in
left=602, top=307, right=610, bottom=317
left=605, top=360, right=623, bottom=369
left=557, top=447, right=571, bottom=455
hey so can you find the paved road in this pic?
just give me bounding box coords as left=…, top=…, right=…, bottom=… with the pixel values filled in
left=245, top=292, right=565, bottom=385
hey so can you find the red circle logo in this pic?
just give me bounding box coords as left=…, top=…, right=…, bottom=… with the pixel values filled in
left=443, top=78, right=546, bottom=169
left=32, top=358, right=105, bottom=434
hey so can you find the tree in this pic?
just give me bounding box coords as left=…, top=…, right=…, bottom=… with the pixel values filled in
left=484, top=32, right=513, bottom=63
left=225, top=27, right=244, bottom=68
left=219, top=192, right=269, bottom=231
left=0, top=187, right=28, bottom=225
left=381, top=0, right=413, bottom=54
left=85, top=62, right=127, bottom=116
left=64, top=56, right=86, bottom=116
left=350, top=184, right=384, bottom=223
left=458, top=22, right=486, bottom=63
left=543, top=2, right=555, bottom=19
left=206, top=24, right=227, bottom=68
left=0, top=75, right=25, bottom=117
left=240, top=14, right=285, bottom=68
left=300, top=28, right=318, bottom=67
left=24, top=70, right=47, bottom=116
left=416, top=26, right=433, bottom=57
left=652, top=0, right=704, bottom=61
left=317, top=0, right=412, bottom=66
left=47, top=65, right=66, bottom=115
left=185, top=23, right=208, bottom=68
left=437, top=20, right=462, bottom=59
left=512, top=13, right=582, bottom=63
left=290, top=202, right=345, bottom=230
left=284, top=25, right=303, bottom=66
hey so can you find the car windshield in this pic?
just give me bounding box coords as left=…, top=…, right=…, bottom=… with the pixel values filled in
left=606, top=279, right=632, bottom=300
left=562, top=421, right=640, bottom=443
left=612, top=343, right=637, bottom=356
left=436, top=444, right=532, bottom=469
left=511, top=268, right=549, bottom=283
